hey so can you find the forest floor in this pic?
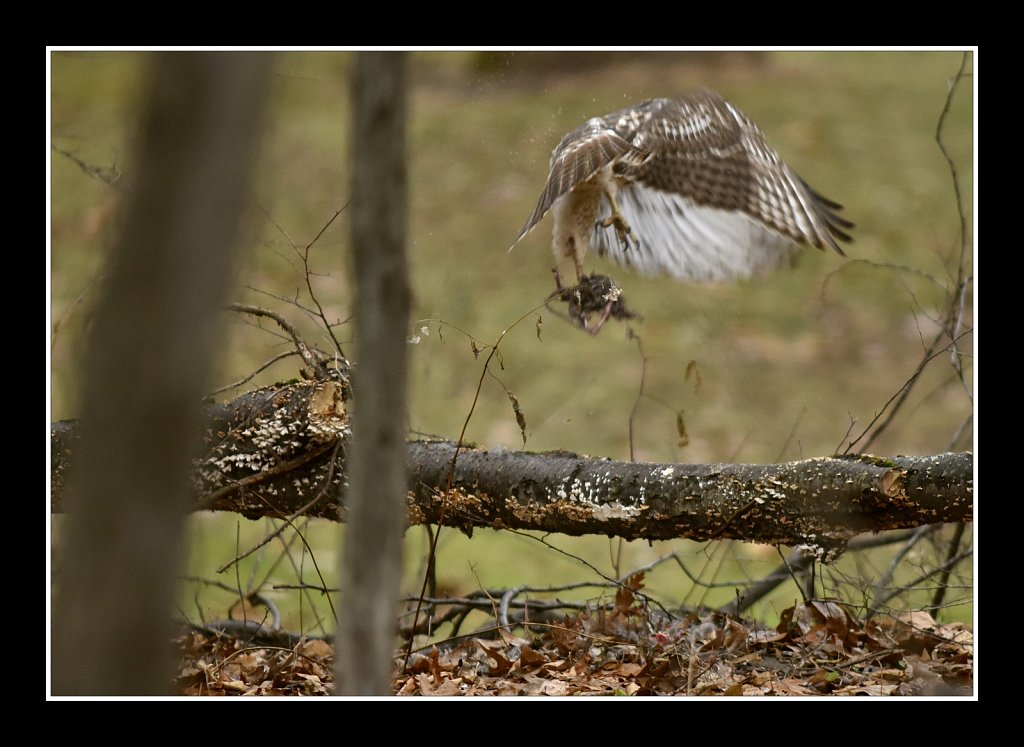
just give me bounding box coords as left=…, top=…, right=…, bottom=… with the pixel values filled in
left=176, top=579, right=972, bottom=697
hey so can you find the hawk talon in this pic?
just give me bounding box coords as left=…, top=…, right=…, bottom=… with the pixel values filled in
left=597, top=212, right=637, bottom=253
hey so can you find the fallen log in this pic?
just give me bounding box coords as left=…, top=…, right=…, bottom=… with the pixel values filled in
left=50, top=379, right=973, bottom=552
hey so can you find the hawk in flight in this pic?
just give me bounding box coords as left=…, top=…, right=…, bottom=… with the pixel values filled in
left=510, top=90, right=852, bottom=288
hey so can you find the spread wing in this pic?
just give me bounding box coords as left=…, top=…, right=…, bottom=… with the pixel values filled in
left=509, top=118, right=637, bottom=248
left=622, top=93, right=851, bottom=251
left=596, top=93, right=851, bottom=280
left=511, top=91, right=852, bottom=281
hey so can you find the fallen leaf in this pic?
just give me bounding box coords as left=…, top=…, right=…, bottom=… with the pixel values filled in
left=297, top=639, right=334, bottom=659
left=518, top=646, right=549, bottom=667
left=432, top=677, right=465, bottom=696
left=833, top=682, right=899, bottom=696
left=416, top=672, right=435, bottom=695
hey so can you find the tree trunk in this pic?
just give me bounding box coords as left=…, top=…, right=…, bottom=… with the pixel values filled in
left=51, top=52, right=271, bottom=695
left=338, top=51, right=410, bottom=696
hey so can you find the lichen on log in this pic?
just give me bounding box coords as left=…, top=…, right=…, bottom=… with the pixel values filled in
left=49, top=380, right=973, bottom=550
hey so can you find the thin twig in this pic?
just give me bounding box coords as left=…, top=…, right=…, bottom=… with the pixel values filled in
left=396, top=595, right=590, bottom=612
left=234, top=523, right=247, bottom=633
left=237, top=489, right=339, bottom=622
left=404, top=302, right=561, bottom=671
left=507, top=529, right=676, bottom=620
left=842, top=55, right=972, bottom=456
left=719, top=529, right=924, bottom=615
left=870, top=525, right=937, bottom=613
left=256, top=202, right=352, bottom=360
left=298, top=204, right=351, bottom=359
left=256, top=528, right=302, bottom=598
left=872, top=548, right=973, bottom=610
left=228, top=303, right=327, bottom=378
left=51, top=272, right=102, bottom=355
left=831, top=648, right=902, bottom=671
left=408, top=619, right=619, bottom=657
left=274, top=582, right=337, bottom=594
left=936, top=53, right=970, bottom=290
left=775, top=546, right=809, bottom=604
left=929, top=522, right=967, bottom=617
left=52, top=144, right=123, bottom=187
left=210, top=644, right=328, bottom=679
left=935, top=54, right=973, bottom=403
left=398, top=606, right=468, bottom=638
left=820, top=258, right=945, bottom=299
left=775, top=406, right=806, bottom=462
left=207, top=350, right=299, bottom=397
left=845, top=330, right=971, bottom=453
left=628, top=334, right=650, bottom=462
left=215, top=440, right=343, bottom=572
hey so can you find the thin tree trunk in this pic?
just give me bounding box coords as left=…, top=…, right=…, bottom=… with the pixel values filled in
left=338, top=52, right=410, bottom=696
left=51, top=52, right=270, bottom=695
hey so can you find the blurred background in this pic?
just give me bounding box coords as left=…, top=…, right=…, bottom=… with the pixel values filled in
left=50, top=50, right=974, bottom=638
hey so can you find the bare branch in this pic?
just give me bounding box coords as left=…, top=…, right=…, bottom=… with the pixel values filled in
left=227, top=303, right=329, bottom=380
left=52, top=144, right=124, bottom=187
left=872, top=548, right=973, bottom=610
left=929, top=522, right=968, bottom=615
left=870, top=525, right=939, bottom=611
left=714, top=529, right=929, bottom=615
left=845, top=330, right=971, bottom=453
left=207, top=350, right=299, bottom=398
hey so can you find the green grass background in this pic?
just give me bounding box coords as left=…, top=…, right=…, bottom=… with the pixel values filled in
left=51, top=51, right=974, bottom=635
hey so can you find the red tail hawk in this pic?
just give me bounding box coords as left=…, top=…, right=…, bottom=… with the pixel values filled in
left=510, top=90, right=851, bottom=284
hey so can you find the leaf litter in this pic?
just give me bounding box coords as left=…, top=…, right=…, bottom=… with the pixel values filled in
left=175, top=575, right=971, bottom=696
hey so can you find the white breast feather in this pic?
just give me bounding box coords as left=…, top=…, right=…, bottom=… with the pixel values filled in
left=594, top=185, right=799, bottom=282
